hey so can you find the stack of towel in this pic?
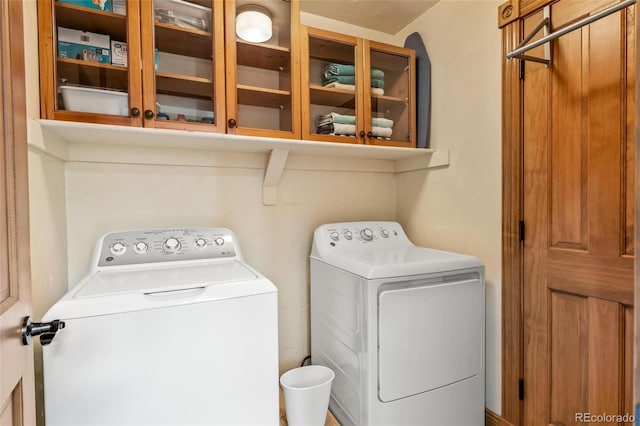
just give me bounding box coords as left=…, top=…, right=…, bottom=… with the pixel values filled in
left=315, top=112, right=394, bottom=139
left=322, top=63, right=385, bottom=96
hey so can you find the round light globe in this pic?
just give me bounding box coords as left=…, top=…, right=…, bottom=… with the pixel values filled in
left=236, top=6, right=272, bottom=43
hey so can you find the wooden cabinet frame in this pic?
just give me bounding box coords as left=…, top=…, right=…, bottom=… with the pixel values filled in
left=37, top=0, right=143, bottom=126
left=300, top=26, right=416, bottom=147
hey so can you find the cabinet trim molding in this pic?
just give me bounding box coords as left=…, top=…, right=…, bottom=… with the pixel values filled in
left=32, top=119, right=449, bottom=205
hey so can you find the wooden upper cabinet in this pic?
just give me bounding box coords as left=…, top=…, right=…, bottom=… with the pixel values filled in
left=38, top=0, right=228, bottom=132
left=39, top=0, right=416, bottom=147
left=224, top=0, right=301, bottom=139
left=38, top=0, right=144, bottom=126
left=301, top=26, right=416, bottom=147
left=140, top=0, right=226, bottom=132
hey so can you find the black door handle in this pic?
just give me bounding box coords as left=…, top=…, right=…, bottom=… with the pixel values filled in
left=21, top=316, right=65, bottom=346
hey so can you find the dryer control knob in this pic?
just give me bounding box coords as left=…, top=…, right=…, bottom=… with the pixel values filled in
left=214, top=237, right=225, bottom=246
left=360, top=228, right=373, bottom=241
left=111, top=242, right=126, bottom=256
left=330, top=232, right=340, bottom=241
left=344, top=231, right=353, bottom=240
left=163, top=237, right=182, bottom=254
left=134, top=241, right=148, bottom=254
left=195, top=238, right=207, bottom=249
left=380, top=229, right=389, bottom=238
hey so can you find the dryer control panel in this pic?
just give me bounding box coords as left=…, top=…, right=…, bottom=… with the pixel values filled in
left=97, top=227, right=238, bottom=267
left=314, top=221, right=411, bottom=251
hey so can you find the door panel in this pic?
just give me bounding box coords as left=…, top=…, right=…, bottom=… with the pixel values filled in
left=0, top=0, right=35, bottom=424
left=377, top=279, right=483, bottom=402
left=522, top=2, right=634, bottom=424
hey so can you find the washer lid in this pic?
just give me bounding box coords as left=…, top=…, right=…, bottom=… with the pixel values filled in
left=75, top=261, right=257, bottom=298
left=42, top=261, right=275, bottom=321
left=313, top=246, right=482, bottom=279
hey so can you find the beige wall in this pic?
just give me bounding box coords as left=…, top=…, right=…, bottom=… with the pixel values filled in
left=24, top=0, right=503, bottom=420
left=396, top=0, right=503, bottom=414
left=64, top=161, right=396, bottom=368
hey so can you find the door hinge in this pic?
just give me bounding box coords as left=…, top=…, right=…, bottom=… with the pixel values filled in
left=519, top=60, right=525, bottom=80
left=518, top=220, right=525, bottom=242
left=519, top=378, right=525, bottom=400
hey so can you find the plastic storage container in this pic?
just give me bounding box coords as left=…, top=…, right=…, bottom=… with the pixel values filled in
left=60, top=86, right=128, bottom=116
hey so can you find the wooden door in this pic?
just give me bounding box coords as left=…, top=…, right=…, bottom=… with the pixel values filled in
left=0, top=0, right=36, bottom=424
left=522, top=1, right=635, bottom=425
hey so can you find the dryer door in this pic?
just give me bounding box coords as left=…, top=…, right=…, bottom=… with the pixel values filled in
left=377, top=277, right=483, bottom=402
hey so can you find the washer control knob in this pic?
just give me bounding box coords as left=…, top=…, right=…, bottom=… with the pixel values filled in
left=195, top=238, right=207, bottom=249
left=330, top=232, right=340, bottom=241
left=214, top=237, right=225, bottom=246
left=344, top=231, right=353, bottom=240
left=360, top=228, right=374, bottom=241
left=380, top=228, right=389, bottom=238
left=163, top=237, right=181, bottom=254
left=133, top=241, right=148, bottom=254
left=110, top=242, right=126, bottom=256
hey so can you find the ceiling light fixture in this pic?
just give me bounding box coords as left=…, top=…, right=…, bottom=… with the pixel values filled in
left=236, top=5, right=272, bottom=43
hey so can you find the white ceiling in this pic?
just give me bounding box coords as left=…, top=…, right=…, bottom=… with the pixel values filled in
left=299, top=0, right=439, bottom=35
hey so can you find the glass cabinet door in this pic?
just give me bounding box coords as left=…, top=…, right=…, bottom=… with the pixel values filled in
left=141, top=0, right=226, bottom=131
left=365, top=41, right=416, bottom=147
left=301, top=27, right=363, bottom=144
left=224, top=0, right=300, bottom=138
left=41, top=0, right=142, bottom=125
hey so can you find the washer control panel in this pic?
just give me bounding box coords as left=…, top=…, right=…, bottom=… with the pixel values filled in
left=316, top=221, right=409, bottom=249
left=97, top=227, right=238, bottom=267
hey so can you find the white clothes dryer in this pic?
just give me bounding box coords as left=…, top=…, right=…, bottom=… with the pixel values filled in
left=310, top=221, right=485, bottom=425
left=41, top=227, right=278, bottom=426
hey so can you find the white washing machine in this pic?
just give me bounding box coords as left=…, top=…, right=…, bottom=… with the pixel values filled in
left=41, top=227, right=278, bottom=426
left=310, top=221, right=484, bottom=425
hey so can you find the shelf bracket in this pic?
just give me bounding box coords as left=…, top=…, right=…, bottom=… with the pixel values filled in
left=507, top=6, right=551, bottom=66
left=263, top=148, right=289, bottom=206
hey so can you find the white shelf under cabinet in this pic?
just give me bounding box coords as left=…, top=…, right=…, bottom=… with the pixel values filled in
left=30, top=119, right=449, bottom=205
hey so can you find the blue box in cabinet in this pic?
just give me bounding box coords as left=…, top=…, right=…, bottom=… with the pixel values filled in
left=57, top=0, right=112, bottom=12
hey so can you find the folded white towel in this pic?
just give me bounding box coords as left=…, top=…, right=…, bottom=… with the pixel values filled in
left=331, top=123, right=357, bottom=135
left=323, top=82, right=355, bottom=92
left=372, top=126, right=393, bottom=138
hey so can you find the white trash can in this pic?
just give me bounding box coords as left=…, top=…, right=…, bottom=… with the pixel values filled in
left=280, top=365, right=335, bottom=426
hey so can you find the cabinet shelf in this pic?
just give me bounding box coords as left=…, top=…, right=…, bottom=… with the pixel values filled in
left=55, top=2, right=127, bottom=41
left=309, top=85, right=356, bottom=108
left=308, top=37, right=354, bottom=64
left=372, top=94, right=409, bottom=112
left=154, top=22, right=212, bottom=59
left=156, top=72, right=212, bottom=98
left=237, top=85, right=291, bottom=108
left=57, top=57, right=128, bottom=91
left=236, top=41, right=290, bottom=71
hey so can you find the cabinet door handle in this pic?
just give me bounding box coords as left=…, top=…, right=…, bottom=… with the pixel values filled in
left=130, top=107, right=140, bottom=117
left=359, top=130, right=365, bottom=138
left=367, top=131, right=374, bottom=138
left=228, top=118, right=237, bottom=128
left=144, top=110, right=155, bottom=119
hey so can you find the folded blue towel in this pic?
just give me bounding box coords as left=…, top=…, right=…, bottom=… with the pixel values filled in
left=372, top=117, right=393, bottom=128
left=323, top=77, right=385, bottom=88
left=323, top=76, right=356, bottom=85
left=323, top=63, right=385, bottom=79
left=371, top=79, right=384, bottom=89
left=370, top=69, right=385, bottom=79
left=315, top=112, right=357, bottom=127
left=323, top=63, right=356, bottom=78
